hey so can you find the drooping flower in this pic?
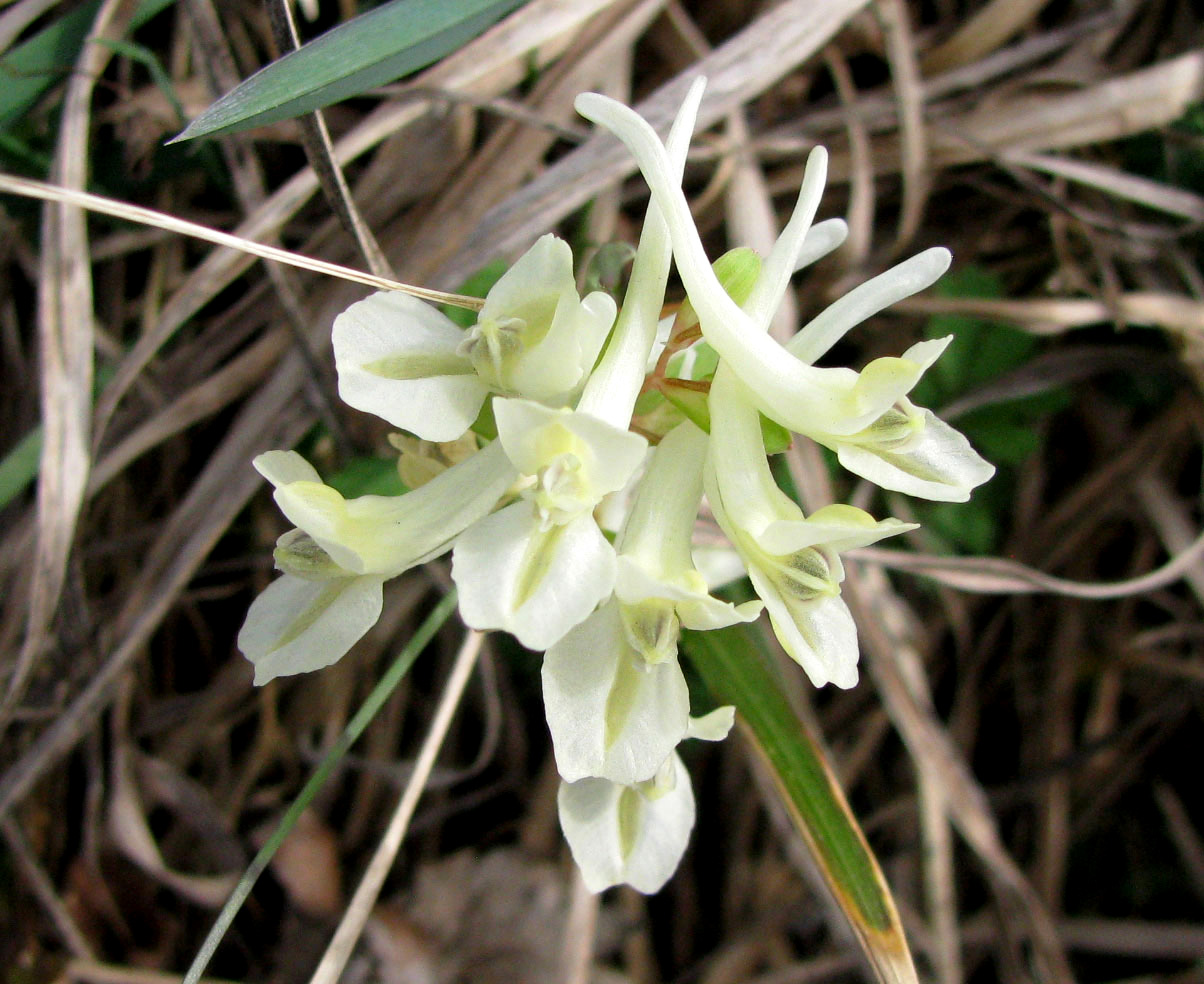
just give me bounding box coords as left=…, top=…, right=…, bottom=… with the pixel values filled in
left=541, top=421, right=754, bottom=785
left=705, top=365, right=915, bottom=688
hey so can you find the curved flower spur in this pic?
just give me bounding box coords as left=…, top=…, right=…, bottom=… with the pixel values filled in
left=238, top=76, right=993, bottom=895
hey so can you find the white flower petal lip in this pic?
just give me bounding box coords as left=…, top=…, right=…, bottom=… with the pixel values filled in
left=542, top=601, right=690, bottom=785
left=755, top=503, right=918, bottom=555
left=834, top=407, right=997, bottom=502
left=749, top=566, right=862, bottom=690
left=452, top=501, right=617, bottom=651
left=332, top=289, right=487, bottom=442
left=615, top=556, right=761, bottom=631
left=557, top=752, right=695, bottom=894
left=238, top=573, right=385, bottom=685
left=255, top=450, right=321, bottom=487
left=254, top=441, right=516, bottom=576
left=685, top=705, right=735, bottom=742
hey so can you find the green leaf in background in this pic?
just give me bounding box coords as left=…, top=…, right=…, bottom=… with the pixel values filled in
left=171, top=0, right=528, bottom=143
left=0, top=428, right=41, bottom=511
left=909, top=264, right=1070, bottom=553
left=442, top=258, right=508, bottom=328
left=683, top=623, right=918, bottom=984
left=0, top=0, right=178, bottom=132
left=326, top=456, right=408, bottom=498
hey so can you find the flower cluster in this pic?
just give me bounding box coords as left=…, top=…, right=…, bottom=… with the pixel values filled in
left=238, top=78, right=993, bottom=894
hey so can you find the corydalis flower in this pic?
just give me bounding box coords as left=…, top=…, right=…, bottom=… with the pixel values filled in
left=705, top=365, right=915, bottom=689
left=238, top=441, right=515, bottom=683
left=333, top=235, right=616, bottom=442
left=541, top=421, right=755, bottom=785
left=452, top=398, right=646, bottom=650
left=575, top=89, right=994, bottom=503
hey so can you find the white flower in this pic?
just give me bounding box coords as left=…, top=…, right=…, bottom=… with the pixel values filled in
left=254, top=441, right=515, bottom=575
left=705, top=366, right=915, bottom=688
left=333, top=235, right=616, bottom=442
left=238, top=441, right=516, bottom=683
left=543, top=598, right=690, bottom=784
left=575, top=87, right=994, bottom=502
left=557, top=752, right=696, bottom=894
left=452, top=399, right=647, bottom=650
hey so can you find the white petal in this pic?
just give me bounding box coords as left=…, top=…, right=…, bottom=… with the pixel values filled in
left=452, top=502, right=616, bottom=650
left=748, top=567, right=860, bottom=689
left=755, top=504, right=916, bottom=556
left=542, top=602, right=690, bottom=785
left=476, top=235, right=614, bottom=401
left=557, top=753, right=695, bottom=894
left=332, top=290, right=487, bottom=441
left=479, top=234, right=574, bottom=323
left=238, top=574, right=384, bottom=685
left=785, top=249, right=952, bottom=365
left=266, top=442, right=515, bottom=575
left=835, top=410, right=996, bottom=502
left=494, top=398, right=649, bottom=500
left=254, top=450, right=321, bottom=486
left=685, top=706, right=735, bottom=742
left=614, top=557, right=761, bottom=631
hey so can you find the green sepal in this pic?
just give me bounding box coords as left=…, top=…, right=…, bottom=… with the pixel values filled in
left=677, top=247, right=762, bottom=331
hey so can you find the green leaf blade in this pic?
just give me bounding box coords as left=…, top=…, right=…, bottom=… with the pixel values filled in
left=683, top=623, right=918, bottom=984
left=172, top=0, right=527, bottom=142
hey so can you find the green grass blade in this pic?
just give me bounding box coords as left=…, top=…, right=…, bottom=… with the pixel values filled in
left=683, top=623, right=918, bottom=984
left=182, top=589, right=459, bottom=984
left=171, top=0, right=527, bottom=143
left=0, top=427, right=41, bottom=511
left=0, top=0, right=178, bottom=132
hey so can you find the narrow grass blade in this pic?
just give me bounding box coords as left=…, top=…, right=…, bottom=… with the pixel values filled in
left=683, top=623, right=918, bottom=984
left=183, top=589, right=459, bottom=984
left=172, top=0, right=527, bottom=142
